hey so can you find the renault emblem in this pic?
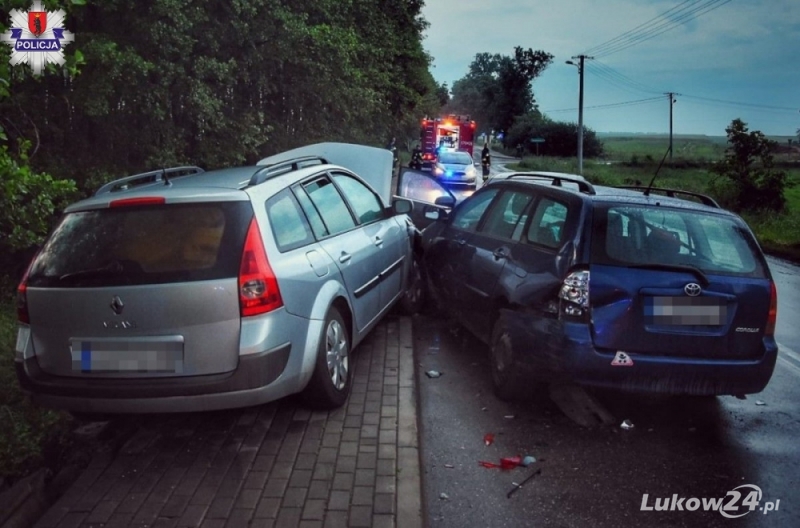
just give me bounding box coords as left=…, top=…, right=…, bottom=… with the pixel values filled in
left=110, top=296, right=124, bottom=315
left=684, top=283, right=702, bottom=297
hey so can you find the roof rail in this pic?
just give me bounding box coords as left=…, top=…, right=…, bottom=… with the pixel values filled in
left=247, top=156, right=328, bottom=187
left=95, top=166, right=205, bottom=195
left=614, top=186, right=720, bottom=208
left=506, top=173, right=596, bottom=195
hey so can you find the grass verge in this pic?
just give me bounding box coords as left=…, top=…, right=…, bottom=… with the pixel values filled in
left=0, top=296, right=73, bottom=484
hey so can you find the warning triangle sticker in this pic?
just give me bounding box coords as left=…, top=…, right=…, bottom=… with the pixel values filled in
left=611, top=351, right=634, bottom=367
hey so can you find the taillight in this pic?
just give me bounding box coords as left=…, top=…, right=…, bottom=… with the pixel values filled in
left=239, top=218, right=282, bottom=317
left=559, top=270, right=590, bottom=318
left=16, top=257, right=35, bottom=324
left=765, top=281, right=777, bottom=337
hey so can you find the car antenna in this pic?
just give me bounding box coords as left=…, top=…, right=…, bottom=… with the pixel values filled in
left=643, top=145, right=671, bottom=197
left=162, top=168, right=171, bottom=186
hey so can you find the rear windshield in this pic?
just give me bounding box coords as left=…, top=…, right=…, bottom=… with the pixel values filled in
left=27, top=202, right=253, bottom=288
left=439, top=152, right=472, bottom=165
left=591, top=204, right=768, bottom=278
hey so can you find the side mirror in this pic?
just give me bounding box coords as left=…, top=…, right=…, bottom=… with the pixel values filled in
left=434, top=195, right=456, bottom=208
left=392, top=197, right=413, bottom=215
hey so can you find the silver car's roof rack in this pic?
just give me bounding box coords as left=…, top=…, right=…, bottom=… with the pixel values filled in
left=95, top=166, right=205, bottom=195
left=247, top=156, right=328, bottom=187
left=614, top=186, right=720, bottom=208
left=506, top=173, right=596, bottom=195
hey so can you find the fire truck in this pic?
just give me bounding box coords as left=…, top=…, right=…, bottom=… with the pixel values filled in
left=417, top=115, right=476, bottom=169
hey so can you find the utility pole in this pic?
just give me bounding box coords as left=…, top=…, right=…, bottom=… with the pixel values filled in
left=665, top=92, right=678, bottom=162
left=567, top=55, right=592, bottom=174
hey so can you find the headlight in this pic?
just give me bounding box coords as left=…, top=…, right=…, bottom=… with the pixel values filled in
left=433, top=166, right=444, bottom=176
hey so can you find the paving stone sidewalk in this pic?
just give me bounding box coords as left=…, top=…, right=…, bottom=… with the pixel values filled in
left=33, top=316, right=422, bottom=528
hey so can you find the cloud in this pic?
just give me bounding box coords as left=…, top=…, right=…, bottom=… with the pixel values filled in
left=421, top=0, right=800, bottom=135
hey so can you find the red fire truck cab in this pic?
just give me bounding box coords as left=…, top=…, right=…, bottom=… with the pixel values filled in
left=418, top=115, right=477, bottom=170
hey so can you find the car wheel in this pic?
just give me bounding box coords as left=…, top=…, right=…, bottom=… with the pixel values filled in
left=399, top=258, right=425, bottom=315
left=302, top=307, right=352, bottom=409
left=490, top=319, right=524, bottom=401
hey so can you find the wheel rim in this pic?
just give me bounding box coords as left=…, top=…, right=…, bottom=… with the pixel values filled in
left=326, top=319, right=348, bottom=390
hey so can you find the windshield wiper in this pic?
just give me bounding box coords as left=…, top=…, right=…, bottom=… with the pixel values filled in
left=58, top=260, right=126, bottom=282
left=626, top=263, right=709, bottom=287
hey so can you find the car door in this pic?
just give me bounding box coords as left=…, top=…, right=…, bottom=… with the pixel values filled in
left=396, top=169, right=457, bottom=229
left=459, top=189, right=535, bottom=340
left=296, top=175, right=383, bottom=332
left=330, top=171, right=406, bottom=311
left=424, top=187, right=500, bottom=322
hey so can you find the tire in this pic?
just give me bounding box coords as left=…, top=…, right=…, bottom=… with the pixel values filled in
left=399, top=258, right=425, bottom=315
left=302, top=307, right=352, bottom=409
left=489, top=319, right=525, bottom=401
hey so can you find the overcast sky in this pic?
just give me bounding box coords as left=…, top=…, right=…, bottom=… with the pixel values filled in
left=421, top=0, right=799, bottom=137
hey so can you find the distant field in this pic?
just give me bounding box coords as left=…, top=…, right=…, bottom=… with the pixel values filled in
left=600, top=134, right=799, bottom=164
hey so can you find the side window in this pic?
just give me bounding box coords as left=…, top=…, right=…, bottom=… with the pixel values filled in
left=266, top=190, right=315, bottom=252
left=331, top=172, right=384, bottom=224
left=302, top=177, right=357, bottom=236
left=294, top=186, right=329, bottom=239
left=480, top=191, right=533, bottom=240
left=526, top=197, right=568, bottom=249
left=451, top=188, right=499, bottom=231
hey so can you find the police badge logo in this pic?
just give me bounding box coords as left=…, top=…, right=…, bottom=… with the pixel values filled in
left=1, top=1, right=75, bottom=76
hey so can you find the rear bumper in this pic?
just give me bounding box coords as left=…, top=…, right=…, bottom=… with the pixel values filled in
left=15, top=342, right=296, bottom=413
left=503, top=312, right=778, bottom=396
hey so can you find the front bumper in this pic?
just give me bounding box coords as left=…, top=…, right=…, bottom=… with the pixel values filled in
left=502, top=312, right=778, bottom=396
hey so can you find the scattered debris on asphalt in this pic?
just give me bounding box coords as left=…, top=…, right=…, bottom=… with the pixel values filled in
left=755, top=400, right=767, bottom=406
left=479, top=461, right=500, bottom=469
left=444, top=464, right=454, bottom=469
left=504, top=415, right=515, bottom=419
left=481, top=407, right=488, bottom=411
left=439, top=492, right=450, bottom=500
left=425, top=370, right=442, bottom=378
left=500, top=456, right=522, bottom=470
left=483, top=433, right=495, bottom=446
left=620, top=419, right=634, bottom=431
left=507, top=469, right=542, bottom=498
left=521, top=455, right=536, bottom=466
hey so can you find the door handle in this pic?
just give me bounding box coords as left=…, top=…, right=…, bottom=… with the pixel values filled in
left=339, top=252, right=352, bottom=263
left=456, top=237, right=467, bottom=246
left=374, top=236, right=383, bottom=247
left=493, top=247, right=509, bottom=260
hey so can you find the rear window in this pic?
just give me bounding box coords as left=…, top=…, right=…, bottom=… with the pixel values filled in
left=27, top=202, right=253, bottom=288
left=591, top=205, right=767, bottom=278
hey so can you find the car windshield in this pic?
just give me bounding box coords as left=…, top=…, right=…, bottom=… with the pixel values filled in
left=438, top=152, right=472, bottom=165
left=27, top=202, right=253, bottom=287
left=591, top=204, right=768, bottom=278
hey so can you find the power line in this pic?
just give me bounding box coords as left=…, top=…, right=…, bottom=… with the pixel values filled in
left=583, top=0, right=733, bottom=58
left=586, top=61, right=663, bottom=96
left=544, top=96, right=663, bottom=114
left=680, top=94, right=798, bottom=112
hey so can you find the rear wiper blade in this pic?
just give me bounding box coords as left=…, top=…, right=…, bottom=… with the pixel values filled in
left=59, top=260, right=125, bottom=281
left=626, top=263, right=709, bottom=287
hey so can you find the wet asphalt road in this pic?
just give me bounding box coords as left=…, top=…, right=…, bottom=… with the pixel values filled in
left=414, top=213, right=800, bottom=527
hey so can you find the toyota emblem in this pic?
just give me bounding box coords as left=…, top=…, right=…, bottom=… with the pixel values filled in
left=684, top=283, right=702, bottom=297
left=110, top=295, right=124, bottom=315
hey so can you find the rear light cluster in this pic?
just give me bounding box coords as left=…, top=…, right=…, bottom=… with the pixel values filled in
left=765, top=281, right=777, bottom=337
left=559, top=270, right=590, bottom=318
left=239, top=219, right=283, bottom=317
left=16, top=256, right=35, bottom=324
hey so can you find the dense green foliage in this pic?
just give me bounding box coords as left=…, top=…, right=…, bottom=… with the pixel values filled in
left=505, top=112, right=603, bottom=158
left=709, top=119, right=790, bottom=212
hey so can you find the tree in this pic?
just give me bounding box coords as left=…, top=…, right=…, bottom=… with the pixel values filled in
left=507, top=112, right=603, bottom=158
left=447, top=47, right=553, bottom=136
left=710, top=119, right=789, bottom=212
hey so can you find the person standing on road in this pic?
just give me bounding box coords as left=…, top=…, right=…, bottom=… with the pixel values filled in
left=481, top=143, right=491, bottom=180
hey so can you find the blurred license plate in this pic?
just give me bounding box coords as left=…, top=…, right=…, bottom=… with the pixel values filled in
left=646, top=297, right=727, bottom=325
left=70, top=338, right=184, bottom=373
